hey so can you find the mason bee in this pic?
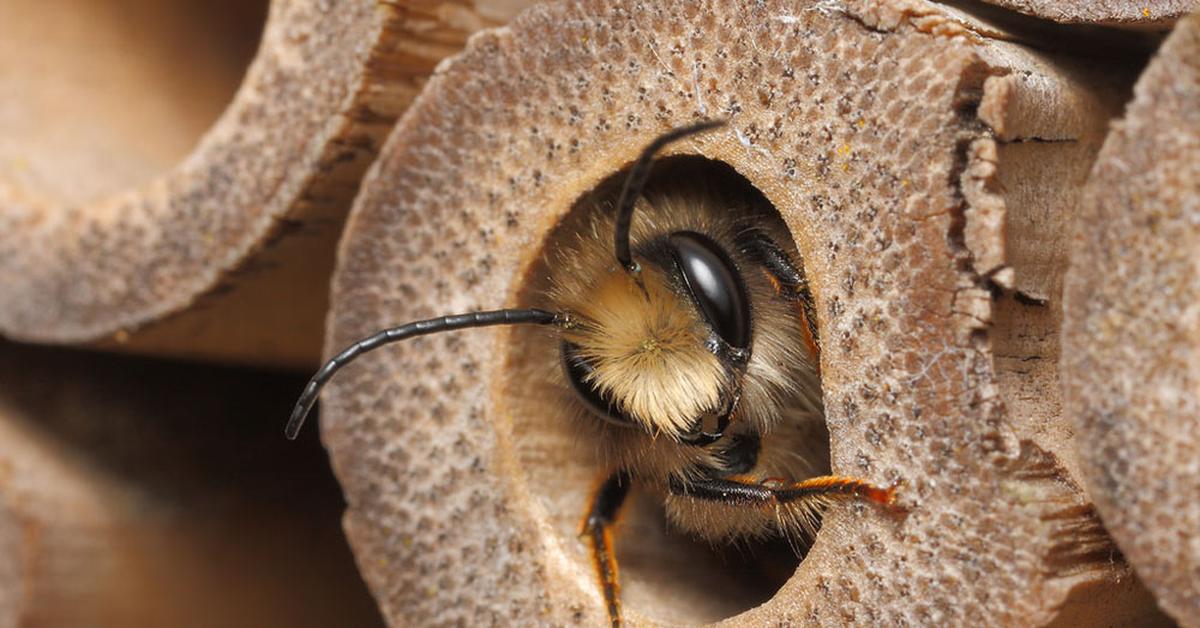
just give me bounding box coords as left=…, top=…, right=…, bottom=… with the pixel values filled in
left=286, top=120, right=898, bottom=627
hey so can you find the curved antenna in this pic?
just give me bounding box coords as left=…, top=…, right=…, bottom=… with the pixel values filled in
left=612, top=119, right=726, bottom=273
left=285, top=308, right=560, bottom=439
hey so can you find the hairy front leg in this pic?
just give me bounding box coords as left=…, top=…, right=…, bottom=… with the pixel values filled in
left=668, top=473, right=899, bottom=536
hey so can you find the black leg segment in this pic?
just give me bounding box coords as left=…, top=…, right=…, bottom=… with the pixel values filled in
left=736, top=227, right=821, bottom=356
left=581, top=471, right=632, bottom=628
left=668, top=474, right=896, bottom=507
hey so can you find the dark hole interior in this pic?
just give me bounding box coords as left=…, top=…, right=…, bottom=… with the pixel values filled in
left=501, top=157, right=831, bottom=624
left=0, top=342, right=384, bottom=628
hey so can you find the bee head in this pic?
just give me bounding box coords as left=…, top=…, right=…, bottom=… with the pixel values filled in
left=559, top=229, right=751, bottom=443
left=283, top=120, right=737, bottom=443
left=549, top=119, right=762, bottom=444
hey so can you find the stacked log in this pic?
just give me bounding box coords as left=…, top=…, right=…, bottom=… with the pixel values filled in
left=0, top=0, right=533, bottom=368
left=0, top=346, right=382, bottom=627
left=1063, top=14, right=1200, bottom=627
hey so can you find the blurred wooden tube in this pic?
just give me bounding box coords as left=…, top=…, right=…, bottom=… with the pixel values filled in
left=0, top=345, right=382, bottom=628
left=315, top=0, right=1170, bottom=624
left=974, top=0, right=1194, bottom=25
left=1064, top=13, right=1200, bottom=627
left=0, top=0, right=535, bottom=369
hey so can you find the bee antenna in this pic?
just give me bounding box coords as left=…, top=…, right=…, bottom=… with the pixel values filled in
left=285, top=308, right=561, bottom=439
left=613, top=119, right=726, bottom=273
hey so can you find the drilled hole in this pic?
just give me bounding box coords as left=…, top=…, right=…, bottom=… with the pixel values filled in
left=502, top=157, right=831, bottom=624
left=0, top=0, right=268, bottom=206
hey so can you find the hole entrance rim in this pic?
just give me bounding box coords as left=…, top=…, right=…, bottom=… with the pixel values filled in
left=500, top=155, right=831, bottom=625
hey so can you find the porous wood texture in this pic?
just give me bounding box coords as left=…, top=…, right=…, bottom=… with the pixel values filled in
left=0, top=0, right=529, bottom=369
left=320, top=0, right=1164, bottom=624
left=0, top=345, right=383, bottom=628
left=1062, top=13, right=1200, bottom=626
left=976, top=0, right=1195, bottom=25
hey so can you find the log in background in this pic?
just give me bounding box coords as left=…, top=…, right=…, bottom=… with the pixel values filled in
left=0, top=0, right=530, bottom=369
left=1064, top=13, right=1200, bottom=627
left=0, top=345, right=384, bottom=628
left=0, top=1, right=529, bottom=626
left=0, top=0, right=1196, bottom=626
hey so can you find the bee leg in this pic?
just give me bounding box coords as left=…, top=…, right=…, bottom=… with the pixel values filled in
left=668, top=474, right=898, bottom=508
left=737, top=227, right=821, bottom=360
left=579, top=471, right=632, bottom=628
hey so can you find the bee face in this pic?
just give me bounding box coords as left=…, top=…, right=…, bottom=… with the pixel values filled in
left=558, top=241, right=739, bottom=439
left=546, top=174, right=821, bottom=449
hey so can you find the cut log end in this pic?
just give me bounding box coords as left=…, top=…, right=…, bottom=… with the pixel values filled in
left=977, top=0, right=1196, bottom=26
left=319, top=0, right=1168, bottom=624
left=1063, top=13, right=1200, bottom=626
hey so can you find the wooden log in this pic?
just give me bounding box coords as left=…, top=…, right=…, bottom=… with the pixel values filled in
left=0, top=0, right=532, bottom=369
left=1063, top=13, right=1200, bottom=627
left=974, top=0, right=1195, bottom=26
left=0, top=344, right=383, bottom=628
left=315, top=0, right=1169, bottom=624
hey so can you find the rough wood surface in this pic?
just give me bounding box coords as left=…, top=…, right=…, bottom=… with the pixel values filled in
left=317, top=0, right=1167, bottom=624
left=1062, top=13, right=1200, bottom=627
left=0, top=0, right=530, bottom=369
left=0, top=345, right=383, bottom=628
left=976, top=0, right=1195, bottom=25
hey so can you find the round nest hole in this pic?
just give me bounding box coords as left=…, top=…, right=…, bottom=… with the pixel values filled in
left=0, top=0, right=267, bottom=206
left=501, top=157, right=832, bottom=624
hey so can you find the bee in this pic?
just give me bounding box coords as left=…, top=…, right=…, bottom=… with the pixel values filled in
left=286, top=120, right=899, bottom=627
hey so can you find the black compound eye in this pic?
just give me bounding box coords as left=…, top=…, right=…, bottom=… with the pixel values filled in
left=560, top=342, right=636, bottom=428
left=668, top=231, right=751, bottom=348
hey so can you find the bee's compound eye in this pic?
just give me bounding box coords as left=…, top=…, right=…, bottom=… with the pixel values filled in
left=668, top=231, right=751, bottom=349
left=561, top=342, right=637, bottom=428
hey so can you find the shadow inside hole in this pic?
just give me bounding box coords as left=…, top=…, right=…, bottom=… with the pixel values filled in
left=502, top=156, right=830, bottom=624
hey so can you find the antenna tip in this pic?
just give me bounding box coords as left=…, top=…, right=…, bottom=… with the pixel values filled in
left=284, top=403, right=310, bottom=440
